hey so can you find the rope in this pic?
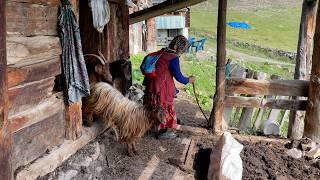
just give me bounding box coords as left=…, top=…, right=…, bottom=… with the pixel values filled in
left=192, top=83, right=210, bottom=126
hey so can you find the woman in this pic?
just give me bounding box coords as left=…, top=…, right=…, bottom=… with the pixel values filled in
left=140, top=35, right=196, bottom=138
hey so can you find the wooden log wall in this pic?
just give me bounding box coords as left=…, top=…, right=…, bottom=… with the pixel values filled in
left=5, top=0, right=68, bottom=171
left=0, top=0, right=13, bottom=179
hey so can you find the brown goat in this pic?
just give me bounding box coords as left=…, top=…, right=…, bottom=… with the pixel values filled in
left=82, top=82, right=163, bottom=156
left=84, top=53, right=113, bottom=85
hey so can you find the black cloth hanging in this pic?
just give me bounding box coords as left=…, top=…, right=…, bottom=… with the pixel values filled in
left=58, top=0, right=90, bottom=104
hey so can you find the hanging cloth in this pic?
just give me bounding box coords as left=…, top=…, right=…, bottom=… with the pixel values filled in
left=58, top=0, right=90, bottom=105
left=89, top=0, right=110, bottom=33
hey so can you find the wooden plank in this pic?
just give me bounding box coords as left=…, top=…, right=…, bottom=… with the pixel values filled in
left=15, top=122, right=106, bottom=180
left=289, top=0, right=317, bottom=140
left=12, top=98, right=65, bottom=169
left=304, top=0, right=320, bottom=144
left=129, top=0, right=207, bottom=24
left=238, top=70, right=255, bottom=130
left=65, top=102, right=82, bottom=140
left=8, top=77, right=55, bottom=116
left=6, top=36, right=61, bottom=65
left=0, top=0, right=13, bottom=178
left=9, top=95, right=63, bottom=133
left=7, top=0, right=60, bottom=6
left=225, top=96, right=307, bottom=110
left=226, top=78, right=309, bottom=97
left=6, top=2, right=58, bottom=36
left=8, top=56, right=61, bottom=88
left=210, top=0, right=227, bottom=134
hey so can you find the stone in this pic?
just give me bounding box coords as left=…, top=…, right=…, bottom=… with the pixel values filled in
left=80, top=157, right=93, bottom=167
left=286, top=148, right=303, bottom=159
left=64, top=170, right=78, bottom=180
left=57, top=170, right=78, bottom=180
left=300, top=139, right=317, bottom=151
left=90, top=142, right=101, bottom=161
left=305, top=146, right=320, bottom=159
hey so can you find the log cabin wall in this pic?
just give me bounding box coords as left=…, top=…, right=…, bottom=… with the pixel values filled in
left=5, top=0, right=78, bottom=170
left=79, top=0, right=129, bottom=63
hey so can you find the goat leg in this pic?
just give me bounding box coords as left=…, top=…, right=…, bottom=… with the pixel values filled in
left=82, top=108, right=94, bottom=127
left=132, top=142, right=139, bottom=155
left=127, top=143, right=135, bottom=157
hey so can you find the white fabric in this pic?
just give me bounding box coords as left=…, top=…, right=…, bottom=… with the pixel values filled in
left=89, top=0, right=110, bottom=33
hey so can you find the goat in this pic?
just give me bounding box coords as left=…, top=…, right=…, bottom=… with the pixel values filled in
left=109, top=59, right=132, bottom=95
left=82, top=82, right=163, bottom=156
left=84, top=52, right=113, bottom=85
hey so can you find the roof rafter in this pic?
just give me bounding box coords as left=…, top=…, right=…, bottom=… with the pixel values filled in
left=129, top=0, right=207, bottom=25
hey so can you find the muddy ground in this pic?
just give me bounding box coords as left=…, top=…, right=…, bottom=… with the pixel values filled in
left=39, top=88, right=319, bottom=180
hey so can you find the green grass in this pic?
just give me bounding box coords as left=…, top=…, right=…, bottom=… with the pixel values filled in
left=180, top=55, right=216, bottom=111
left=191, top=4, right=301, bottom=51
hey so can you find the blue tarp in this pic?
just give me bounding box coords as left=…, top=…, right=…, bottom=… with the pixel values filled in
left=227, top=22, right=252, bottom=29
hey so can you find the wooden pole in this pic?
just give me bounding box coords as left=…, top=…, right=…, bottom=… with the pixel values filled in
left=210, top=0, right=227, bottom=134
left=0, top=0, right=13, bottom=179
left=305, top=0, right=320, bottom=143
left=289, top=0, right=317, bottom=140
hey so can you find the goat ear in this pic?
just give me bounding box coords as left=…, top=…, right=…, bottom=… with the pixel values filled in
left=95, top=64, right=103, bottom=75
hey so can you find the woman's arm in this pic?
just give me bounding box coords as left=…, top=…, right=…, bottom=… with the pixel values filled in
left=169, top=57, right=189, bottom=85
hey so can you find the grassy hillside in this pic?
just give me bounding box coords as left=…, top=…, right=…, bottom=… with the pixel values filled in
left=191, top=0, right=302, bottom=51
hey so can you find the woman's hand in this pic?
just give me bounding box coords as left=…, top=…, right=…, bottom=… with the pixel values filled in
left=189, top=76, right=196, bottom=84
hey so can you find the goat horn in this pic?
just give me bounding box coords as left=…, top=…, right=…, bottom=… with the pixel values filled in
left=98, top=50, right=108, bottom=63
left=84, top=54, right=105, bottom=65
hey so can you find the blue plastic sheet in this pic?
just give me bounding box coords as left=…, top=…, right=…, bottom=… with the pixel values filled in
left=227, top=22, right=252, bottom=29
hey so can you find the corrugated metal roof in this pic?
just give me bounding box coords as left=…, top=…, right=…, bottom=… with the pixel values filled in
left=156, top=16, right=185, bottom=29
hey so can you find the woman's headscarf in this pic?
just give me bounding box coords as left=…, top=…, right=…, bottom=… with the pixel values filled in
left=168, top=35, right=190, bottom=53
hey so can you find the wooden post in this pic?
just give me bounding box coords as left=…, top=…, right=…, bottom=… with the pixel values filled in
left=210, top=0, right=227, bottom=134
left=0, top=0, right=13, bottom=179
left=289, top=0, right=317, bottom=140
left=305, top=0, right=320, bottom=143
left=65, top=102, right=82, bottom=140
left=237, top=70, right=254, bottom=130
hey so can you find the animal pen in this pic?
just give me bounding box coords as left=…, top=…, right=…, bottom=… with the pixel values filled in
left=0, top=0, right=319, bottom=179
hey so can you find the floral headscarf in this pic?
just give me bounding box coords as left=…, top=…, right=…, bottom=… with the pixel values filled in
left=168, top=35, right=190, bottom=53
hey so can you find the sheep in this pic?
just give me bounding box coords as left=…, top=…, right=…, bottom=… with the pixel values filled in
left=82, top=82, right=163, bottom=156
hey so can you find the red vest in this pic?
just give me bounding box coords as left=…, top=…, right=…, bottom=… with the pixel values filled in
left=144, top=50, right=177, bottom=105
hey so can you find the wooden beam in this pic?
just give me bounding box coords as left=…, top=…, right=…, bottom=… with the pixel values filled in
left=210, top=0, right=227, bottom=134
left=6, top=2, right=59, bottom=36
left=129, top=0, right=207, bottom=25
left=0, top=0, right=13, bottom=179
left=288, top=0, right=317, bottom=140
left=226, top=78, right=309, bottom=97
left=65, top=102, right=82, bottom=140
left=225, top=96, right=307, bottom=110
left=304, top=0, right=320, bottom=143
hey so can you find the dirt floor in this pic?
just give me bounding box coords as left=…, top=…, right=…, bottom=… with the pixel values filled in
left=38, top=87, right=320, bottom=180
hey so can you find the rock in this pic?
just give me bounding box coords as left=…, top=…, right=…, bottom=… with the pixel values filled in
left=80, top=157, right=93, bottom=167
left=96, top=166, right=103, bottom=173
left=64, top=170, right=78, bottom=180
left=263, top=121, right=280, bottom=136
left=286, top=148, right=303, bottom=159
left=57, top=170, right=78, bottom=180
left=159, top=146, right=166, bottom=152
left=300, top=138, right=317, bottom=151
left=305, top=147, right=320, bottom=159
left=90, top=142, right=101, bottom=161
left=285, top=140, right=300, bottom=149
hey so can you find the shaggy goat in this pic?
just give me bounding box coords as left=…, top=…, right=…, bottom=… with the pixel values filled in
left=82, top=82, right=163, bottom=156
